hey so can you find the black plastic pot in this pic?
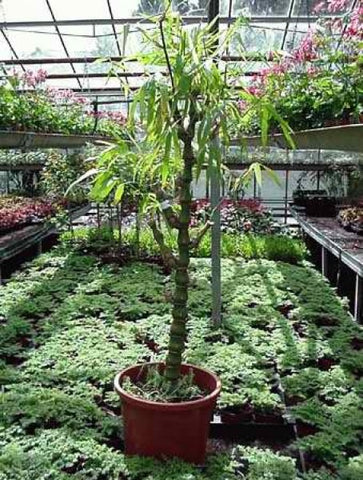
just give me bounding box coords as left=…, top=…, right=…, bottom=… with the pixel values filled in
left=293, top=189, right=336, bottom=217
left=304, top=196, right=336, bottom=217
left=292, top=189, right=327, bottom=207
left=254, top=409, right=284, bottom=425
left=295, top=421, right=319, bottom=437
left=220, top=404, right=254, bottom=424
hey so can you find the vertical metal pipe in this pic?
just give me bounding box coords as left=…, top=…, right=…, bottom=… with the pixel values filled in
left=96, top=203, right=101, bottom=229
left=321, top=246, right=328, bottom=277
left=285, top=169, right=289, bottom=224
left=354, top=274, right=362, bottom=322
left=209, top=0, right=221, bottom=327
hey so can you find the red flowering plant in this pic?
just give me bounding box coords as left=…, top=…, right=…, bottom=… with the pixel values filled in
left=237, top=0, right=363, bottom=134
left=0, top=196, right=62, bottom=235
left=0, top=69, right=127, bottom=137
left=190, top=198, right=279, bottom=235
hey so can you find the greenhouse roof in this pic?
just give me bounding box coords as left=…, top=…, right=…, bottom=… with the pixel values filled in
left=0, top=0, right=356, bottom=97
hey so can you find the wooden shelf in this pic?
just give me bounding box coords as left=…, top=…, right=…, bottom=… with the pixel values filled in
left=0, top=131, right=110, bottom=149
left=233, top=124, right=363, bottom=153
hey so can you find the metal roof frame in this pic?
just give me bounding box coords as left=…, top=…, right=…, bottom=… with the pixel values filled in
left=0, top=15, right=323, bottom=29
left=0, top=0, right=350, bottom=94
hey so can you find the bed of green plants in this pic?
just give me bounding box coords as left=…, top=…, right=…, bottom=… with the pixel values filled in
left=0, top=240, right=362, bottom=479
left=61, top=226, right=307, bottom=264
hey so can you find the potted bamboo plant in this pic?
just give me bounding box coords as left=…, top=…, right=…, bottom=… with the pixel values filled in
left=74, top=9, right=293, bottom=465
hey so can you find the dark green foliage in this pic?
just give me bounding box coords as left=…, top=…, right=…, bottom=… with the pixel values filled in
left=0, top=246, right=362, bottom=478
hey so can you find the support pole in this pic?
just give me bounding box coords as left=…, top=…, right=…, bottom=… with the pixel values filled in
left=211, top=151, right=221, bottom=326
left=209, top=0, right=221, bottom=327
left=321, top=246, right=328, bottom=277
left=354, top=274, right=362, bottom=322
left=285, top=169, right=289, bottom=224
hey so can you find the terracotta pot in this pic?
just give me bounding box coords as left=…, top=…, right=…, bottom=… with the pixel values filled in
left=114, top=363, right=221, bottom=464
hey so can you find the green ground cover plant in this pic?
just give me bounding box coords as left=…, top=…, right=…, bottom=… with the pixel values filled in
left=0, top=241, right=362, bottom=478
left=61, top=226, right=307, bottom=264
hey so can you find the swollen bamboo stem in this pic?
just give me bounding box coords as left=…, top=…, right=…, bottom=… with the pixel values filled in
left=165, top=139, right=193, bottom=382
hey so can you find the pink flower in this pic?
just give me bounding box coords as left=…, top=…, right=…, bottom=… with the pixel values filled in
left=313, top=1, right=326, bottom=13
left=22, top=70, right=36, bottom=88
left=293, top=29, right=318, bottom=62
left=307, top=65, right=319, bottom=76
left=36, top=69, right=48, bottom=83
left=21, top=69, right=48, bottom=88
left=331, top=17, right=344, bottom=32
left=327, top=0, right=349, bottom=13
left=74, top=96, right=89, bottom=105
left=87, top=110, right=127, bottom=125
left=237, top=99, right=248, bottom=112
left=345, top=6, right=363, bottom=38
left=247, top=86, right=263, bottom=97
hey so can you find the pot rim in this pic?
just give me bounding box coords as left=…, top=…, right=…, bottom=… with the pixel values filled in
left=114, top=362, right=221, bottom=410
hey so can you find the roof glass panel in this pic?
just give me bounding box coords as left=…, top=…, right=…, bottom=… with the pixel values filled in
left=109, top=0, right=210, bottom=17
left=225, top=24, right=285, bottom=53
left=49, top=0, right=108, bottom=20
left=293, top=0, right=355, bottom=15
left=0, top=0, right=52, bottom=22
left=8, top=63, right=74, bottom=76
left=109, top=0, right=155, bottom=17
left=59, top=26, right=118, bottom=57
left=0, top=34, right=13, bottom=60
left=45, top=78, right=82, bottom=89
left=4, top=27, right=65, bottom=58
left=173, top=0, right=211, bottom=16
left=222, top=0, right=291, bottom=16
left=74, top=62, right=112, bottom=75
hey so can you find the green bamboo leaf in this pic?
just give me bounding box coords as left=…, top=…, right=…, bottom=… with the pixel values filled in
left=114, top=183, right=125, bottom=203
left=253, top=162, right=262, bottom=186
left=263, top=165, right=281, bottom=186
left=66, top=168, right=99, bottom=195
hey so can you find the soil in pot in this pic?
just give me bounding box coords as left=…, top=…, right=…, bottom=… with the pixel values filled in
left=114, top=362, right=221, bottom=464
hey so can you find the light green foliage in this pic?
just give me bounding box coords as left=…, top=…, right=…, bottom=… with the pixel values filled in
left=340, top=455, right=363, bottom=480
left=0, top=245, right=362, bottom=477
left=0, top=428, right=127, bottom=480
left=233, top=446, right=297, bottom=480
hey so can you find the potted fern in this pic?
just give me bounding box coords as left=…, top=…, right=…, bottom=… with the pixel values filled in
left=76, top=10, right=292, bottom=464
